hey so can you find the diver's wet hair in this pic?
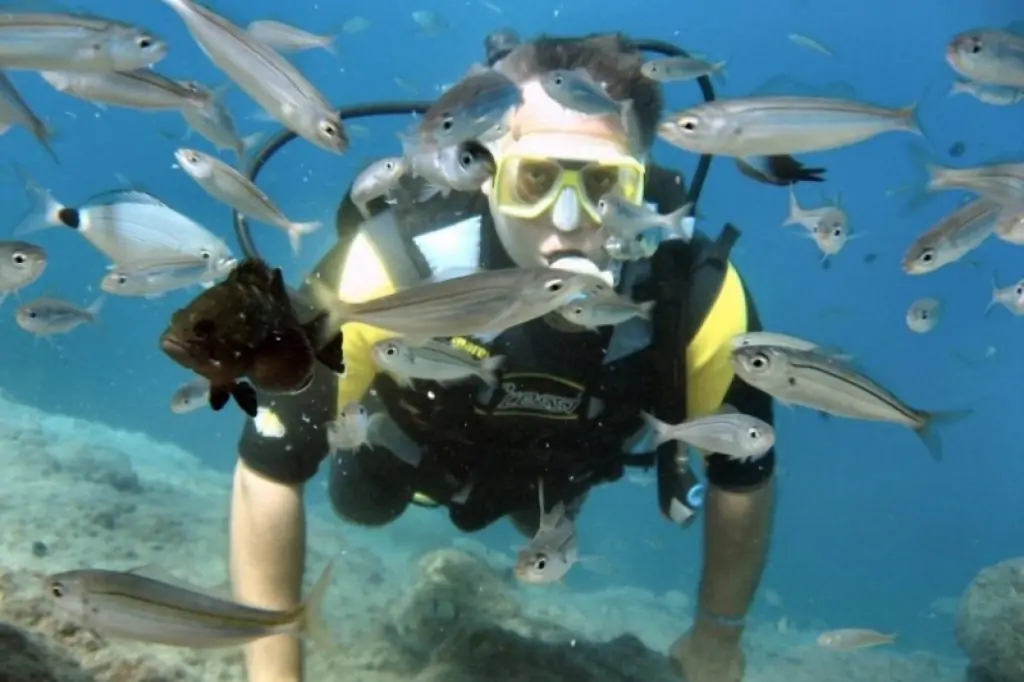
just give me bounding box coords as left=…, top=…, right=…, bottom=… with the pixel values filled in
left=497, top=32, right=663, bottom=152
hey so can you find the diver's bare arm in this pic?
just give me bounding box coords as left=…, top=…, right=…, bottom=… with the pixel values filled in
left=693, top=477, right=775, bottom=643
left=230, top=460, right=307, bottom=682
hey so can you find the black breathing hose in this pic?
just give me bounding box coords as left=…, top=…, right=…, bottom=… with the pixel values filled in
left=233, top=39, right=716, bottom=260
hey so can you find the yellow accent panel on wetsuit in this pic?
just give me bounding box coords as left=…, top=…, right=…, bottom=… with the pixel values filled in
left=685, top=262, right=749, bottom=419
left=335, top=232, right=395, bottom=406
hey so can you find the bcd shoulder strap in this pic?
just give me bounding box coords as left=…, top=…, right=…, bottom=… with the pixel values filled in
left=649, top=223, right=741, bottom=526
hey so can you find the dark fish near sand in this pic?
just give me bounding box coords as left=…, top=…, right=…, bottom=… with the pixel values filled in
left=159, top=258, right=344, bottom=417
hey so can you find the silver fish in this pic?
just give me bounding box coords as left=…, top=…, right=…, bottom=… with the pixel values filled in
left=313, top=266, right=610, bottom=343
left=0, top=70, right=57, bottom=161
left=0, top=13, right=167, bottom=72
left=418, top=65, right=522, bottom=147
left=985, top=274, right=1024, bottom=316
left=351, top=157, right=409, bottom=218
left=949, top=79, right=1024, bottom=106
left=730, top=345, right=970, bottom=460
left=784, top=188, right=847, bottom=233
left=175, top=148, right=321, bottom=254
left=641, top=410, right=775, bottom=462
left=46, top=562, right=334, bottom=648
left=926, top=162, right=1024, bottom=211
left=178, top=82, right=257, bottom=161
left=341, top=17, right=371, bottom=35
left=558, top=296, right=653, bottom=331
left=540, top=68, right=623, bottom=117
left=326, top=402, right=382, bottom=451
left=730, top=332, right=849, bottom=359
left=947, top=28, right=1024, bottom=87
left=902, top=198, right=1000, bottom=274
left=101, top=257, right=236, bottom=298
left=514, top=479, right=580, bottom=584
left=658, top=96, right=921, bottom=157
left=0, top=240, right=46, bottom=305
left=246, top=20, right=335, bottom=54
left=160, top=0, right=347, bottom=153
left=596, top=193, right=693, bottom=241
left=171, top=377, right=211, bottom=414
left=371, top=337, right=505, bottom=387
left=411, top=11, right=446, bottom=36
left=14, top=181, right=233, bottom=271
left=641, top=56, right=727, bottom=83
left=906, top=297, right=941, bottom=334
left=16, top=296, right=102, bottom=335
left=41, top=69, right=209, bottom=111
left=603, top=233, right=656, bottom=261
left=401, top=138, right=495, bottom=197
left=994, top=209, right=1024, bottom=244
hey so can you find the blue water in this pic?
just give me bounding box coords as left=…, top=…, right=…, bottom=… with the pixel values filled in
left=1, top=0, right=1021, bottom=663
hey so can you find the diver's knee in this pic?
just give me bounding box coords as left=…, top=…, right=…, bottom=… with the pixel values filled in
left=326, top=448, right=413, bottom=527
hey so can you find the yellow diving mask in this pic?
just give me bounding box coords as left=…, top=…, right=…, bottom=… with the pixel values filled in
left=492, top=133, right=646, bottom=223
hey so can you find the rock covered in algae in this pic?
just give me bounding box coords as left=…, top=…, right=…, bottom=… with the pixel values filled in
left=956, top=557, right=1024, bottom=682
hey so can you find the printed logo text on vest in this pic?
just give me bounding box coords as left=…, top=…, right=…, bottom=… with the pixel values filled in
left=496, top=381, right=582, bottom=416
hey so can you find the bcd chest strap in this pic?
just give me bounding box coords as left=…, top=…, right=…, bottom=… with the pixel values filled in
left=645, top=224, right=741, bottom=527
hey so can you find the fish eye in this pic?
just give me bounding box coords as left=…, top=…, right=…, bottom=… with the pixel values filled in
left=459, top=151, right=475, bottom=167
left=969, top=38, right=983, bottom=54
left=1016, top=284, right=1024, bottom=296
left=919, top=249, right=935, bottom=263
left=320, top=121, right=338, bottom=137
left=572, top=306, right=584, bottom=315
left=533, top=553, right=548, bottom=570
left=193, top=320, right=216, bottom=338
left=200, top=250, right=212, bottom=260
left=678, top=116, right=699, bottom=132
left=832, top=227, right=842, bottom=237
left=384, top=161, right=395, bottom=171
left=552, top=74, right=565, bottom=86
left=11, top=251, right=26, bottom=265
left=357, top=406, right=367, bottom=415
left=384, top=344, right=398, bottom=356
left=918, top=309, right=930, bottom=319
left=747, top=427, right=761, bottom=439
left=748, top=352, right=769, bottom=370
left=27, top=310, right=37, bottom=319
left=116, top=275, right=128, bottom=285
left=136, top=35, right=154, bottom=49
left=544, top=278, right=565, bottom=293
left=596, top=199, right=608, bottom=212
left=441, top=116, right=455, bottom=132
left=50, top=582, right=64, bottom=598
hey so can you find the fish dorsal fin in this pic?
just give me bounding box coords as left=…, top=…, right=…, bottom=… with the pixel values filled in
left=463, top=62, right=491, bottom=78
left=269, top=267, right=292, bottom=307
left=228, top=258, right=273, bottom=287
left=85, top=189, right=168, bottom=208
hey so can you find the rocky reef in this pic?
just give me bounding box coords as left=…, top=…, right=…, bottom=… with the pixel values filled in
left=0, top=393, right=971, bottom=682
left=956, top=557, right=1024, bottom=682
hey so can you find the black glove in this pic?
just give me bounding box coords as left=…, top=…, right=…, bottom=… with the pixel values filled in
left=735, top=155, right=827, bottom=186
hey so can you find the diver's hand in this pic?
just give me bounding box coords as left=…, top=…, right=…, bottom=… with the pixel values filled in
left=669, top=626, right=745, bottom=682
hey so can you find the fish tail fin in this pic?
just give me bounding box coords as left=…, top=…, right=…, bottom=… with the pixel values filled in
left=784, top=186, right=800, bottom=227
left=900, top=83, right=932, bottom=139
left=235, top=132, right=265, bottom=164
left=11, top=166, right=66, bottom=237
left=638, top=300, right=656, bottom=320
left=308, top=279, right=350, bottom=345
left=899, top=141, right=941, bottom=215
left=86, top=295, right=105, bottom=320
left=322, top=36, right=338, bottom=55
left=299, top=560, right=335, bottom=650
left=948, top=80, right=967, bottom=97
left=639, top=410, right=670, bottom=446
left=479, top=354, right=506, bottom=387
left=35, top=123, right=60, bottom=165
left=916, top=409, right=973, bottom=461
left=663, top=203, right=694, bottom=240
left=983, top=271, right=1000, bottom=316
left=712, top=59, right=728, bottom=85
left=287, top=221, right=322, bottom=255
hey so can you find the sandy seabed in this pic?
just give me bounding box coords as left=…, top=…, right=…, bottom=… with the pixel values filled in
left=0, top=391, right=969, bottom=682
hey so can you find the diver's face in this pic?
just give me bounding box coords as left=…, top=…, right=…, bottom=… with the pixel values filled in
left=482, top=79, right=641, bottom=269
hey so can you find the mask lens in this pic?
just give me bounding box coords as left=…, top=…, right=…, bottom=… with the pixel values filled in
left=511, top=159, right=562, bottom=204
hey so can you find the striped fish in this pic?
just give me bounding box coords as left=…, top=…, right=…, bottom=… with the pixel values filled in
left=730, top=345, right=970, bottom=460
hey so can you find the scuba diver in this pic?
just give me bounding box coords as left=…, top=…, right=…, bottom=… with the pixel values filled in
left=231, top=30, right=781, bottom=682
